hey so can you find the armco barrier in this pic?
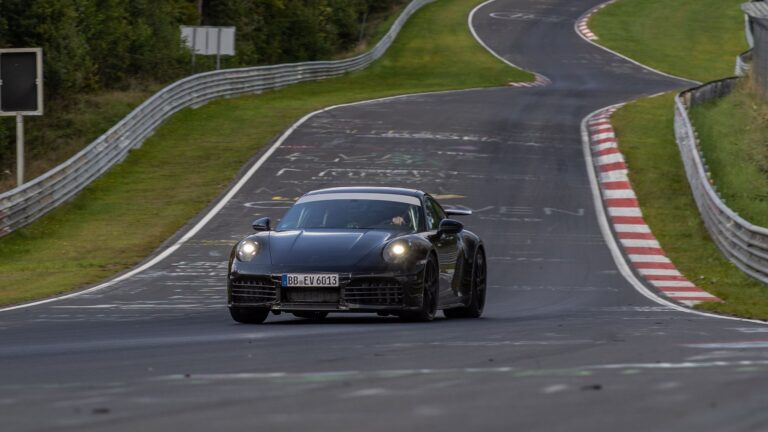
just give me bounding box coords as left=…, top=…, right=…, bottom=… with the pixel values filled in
left=736, top=50, right=753, bottom=76
left=675, top=77, right=768, bottom=284
left=0, top=0, right=435, bottom=237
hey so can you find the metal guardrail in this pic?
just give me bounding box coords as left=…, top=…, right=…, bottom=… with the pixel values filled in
left=746, top=11, right=755, bottom=48
left=736, top=50, right=753, bottom=76
left=675, top=77, right=768, bottom=284
left=743, top=1, right=768, bottom=94
left=737, top=2, right=757, bottom=76
left=0, top=0, right=435, bottom=237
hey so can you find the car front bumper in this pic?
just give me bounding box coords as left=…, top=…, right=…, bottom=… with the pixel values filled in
left=227, top=271, right=426, bottom=313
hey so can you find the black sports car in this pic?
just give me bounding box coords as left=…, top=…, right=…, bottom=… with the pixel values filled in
left=227, top=187, right=486, bottom=323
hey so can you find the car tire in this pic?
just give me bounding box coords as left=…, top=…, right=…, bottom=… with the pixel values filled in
left=444, top=248, right=486, bottom=319
left=401, top=255, right=439, bottom=322
left=229, top=306, right=269, bottom=324
left=292, top=312, right=329, bottom=321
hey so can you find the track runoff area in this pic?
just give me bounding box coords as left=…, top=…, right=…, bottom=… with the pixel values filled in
left=1, top=1, right=767, bottom=431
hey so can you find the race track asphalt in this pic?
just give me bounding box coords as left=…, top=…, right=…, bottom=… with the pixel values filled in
left=3, top=1, right=768, bottom=431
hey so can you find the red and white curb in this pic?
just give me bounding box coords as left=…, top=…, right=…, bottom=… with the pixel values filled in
left=575, top=0, right=617, bottom=41
left=587, top=108, right=721, bottom=307
left=508, top=74, right=552, bottom=88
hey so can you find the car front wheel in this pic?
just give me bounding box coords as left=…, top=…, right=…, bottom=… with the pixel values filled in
left=229, top=306, right=269, bottom=324
left=401, top=255, right=439, bottom=322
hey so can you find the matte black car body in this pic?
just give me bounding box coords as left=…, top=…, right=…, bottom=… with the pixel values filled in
left=227, top=187, right=487, bottom=323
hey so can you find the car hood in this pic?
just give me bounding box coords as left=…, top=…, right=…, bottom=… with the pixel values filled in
left=268, top=230, right=397, bottom=267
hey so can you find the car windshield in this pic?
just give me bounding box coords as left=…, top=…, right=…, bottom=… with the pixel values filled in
left=276, top=199, right=421, bottom=232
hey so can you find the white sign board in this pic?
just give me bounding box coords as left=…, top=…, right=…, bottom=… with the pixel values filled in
left=181, top=26, right=236, bottom=56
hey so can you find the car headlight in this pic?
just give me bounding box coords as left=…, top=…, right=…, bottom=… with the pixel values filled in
left=236, top=240, right=260, bottom=262
left=383, top=240, right=409, bottom=263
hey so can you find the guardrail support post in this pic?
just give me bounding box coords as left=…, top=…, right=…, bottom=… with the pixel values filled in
left=16, top=113, right=24, bottom=187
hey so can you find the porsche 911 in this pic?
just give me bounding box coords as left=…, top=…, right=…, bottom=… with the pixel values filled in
left=227, top=187, right=486, bottom=323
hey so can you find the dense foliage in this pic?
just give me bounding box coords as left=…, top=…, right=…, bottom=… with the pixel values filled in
left=204, top=0, right=408, bottom=65
left=0, top=0, right=406, bottom=181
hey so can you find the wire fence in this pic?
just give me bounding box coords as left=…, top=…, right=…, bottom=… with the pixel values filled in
left=0, top=0, right=435, bottom=237
left=675, top=77, right=768, bottom=284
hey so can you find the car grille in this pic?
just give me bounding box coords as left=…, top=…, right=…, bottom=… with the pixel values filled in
left=230, top=277, right=278, bottom=304
left=284, top=287, right=340, bottom=303
left=344, top=278, right=403, bottom=306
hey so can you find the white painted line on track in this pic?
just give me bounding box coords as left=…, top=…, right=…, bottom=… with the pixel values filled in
left=151, top=359, right=768, bottom=383
left=593, top=359, right=768, bottom=369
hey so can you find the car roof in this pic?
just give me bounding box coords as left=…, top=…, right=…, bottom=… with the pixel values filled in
left=303, top=187, right=425, bottom=199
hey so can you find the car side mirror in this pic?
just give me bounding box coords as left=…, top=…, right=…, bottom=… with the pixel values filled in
left=438, top=219, right=463, bottom=235
left=252, top=217, right=271, bottom=231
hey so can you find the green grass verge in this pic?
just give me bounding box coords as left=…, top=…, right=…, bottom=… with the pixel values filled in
left=0, top=87, right=158, bottom=192
left=0, top=0, right=531, bottom=306
left=613, top=94, right=768, bottom=319
left=690, top=81, right=768, bottom=228
left=589, top=0, right=747, bottom=82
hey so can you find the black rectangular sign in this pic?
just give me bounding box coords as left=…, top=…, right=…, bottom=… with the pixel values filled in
left=0, top=50, right=42, bottom=114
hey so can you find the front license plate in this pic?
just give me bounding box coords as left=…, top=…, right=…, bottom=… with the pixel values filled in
left=281, top=274, right=339, bottom=287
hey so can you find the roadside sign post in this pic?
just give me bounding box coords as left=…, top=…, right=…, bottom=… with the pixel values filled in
left=180, top=26, right=235, bottom=70
left=0, top=48, right=44, bottom=187
left=216, top=28, right=222, bottom=70
left=16, top=114, right=23, bottom=186
left=191, top=27, right=196, bottom=68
